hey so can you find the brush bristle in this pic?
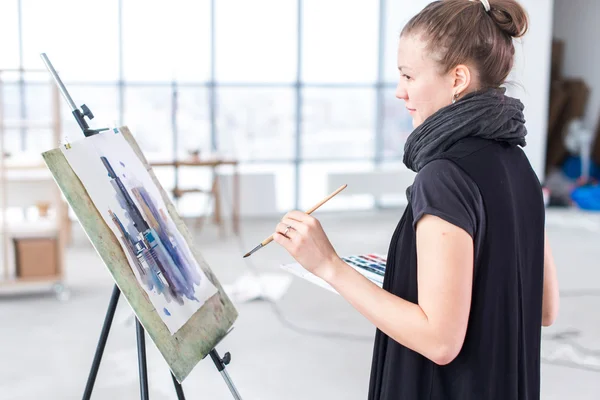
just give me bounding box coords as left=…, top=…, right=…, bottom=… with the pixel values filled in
left=243, top=244, right=262, bottom=258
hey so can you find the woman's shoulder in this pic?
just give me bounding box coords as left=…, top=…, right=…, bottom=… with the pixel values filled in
left=413, top=158, right=482, bottom=210
left=415, top=158, right=470, bottom=185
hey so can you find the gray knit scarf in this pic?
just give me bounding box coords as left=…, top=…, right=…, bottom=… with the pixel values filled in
left=403, top=87, right=527, bottom=173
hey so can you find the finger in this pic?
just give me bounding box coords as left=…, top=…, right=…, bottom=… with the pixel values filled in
left=292, top=211, right=320, bottom=228
left=275, top=221, right=289, bottom=235
left=273, top=232, right=294, bottom=252
left=285, top=214, right=318, bottom=231
left=285, top=210, right=312, bottom=223
left=276, top=222, right=296, bottom=239
left=280, top=218, right=305, bottom=235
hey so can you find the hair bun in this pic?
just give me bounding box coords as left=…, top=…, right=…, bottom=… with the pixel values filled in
left=488, top=0, right=529, bottom=38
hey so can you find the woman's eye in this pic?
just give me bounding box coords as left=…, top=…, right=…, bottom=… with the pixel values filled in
left=402, top=74, right=412, bottom=81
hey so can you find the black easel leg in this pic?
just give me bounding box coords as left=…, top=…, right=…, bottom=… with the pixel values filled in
left=136, top=319, right=150, bottom=400
left=209, top=349, right=243, bottom=400
left=83, top=284, right=121, bottom=400
left=171, top=373, right=186, bottom=400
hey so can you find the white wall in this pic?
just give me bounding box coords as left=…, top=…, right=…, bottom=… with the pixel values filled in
left=506, top=0, right=555, bottom=180
left=553, top=0, right=600, bottom=134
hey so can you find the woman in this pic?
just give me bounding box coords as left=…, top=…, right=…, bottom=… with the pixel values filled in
left=273, top=0, right=559, bottom=399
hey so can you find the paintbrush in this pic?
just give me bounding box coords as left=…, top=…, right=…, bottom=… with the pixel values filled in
left=243, top=184, right=348, bottom=258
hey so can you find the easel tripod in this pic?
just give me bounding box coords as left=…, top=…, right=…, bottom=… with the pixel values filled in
left=40, top=53, right=242, bottom=400
left=82, top=284, right=241, bottom=400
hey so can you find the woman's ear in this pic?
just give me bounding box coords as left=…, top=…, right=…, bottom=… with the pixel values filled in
left=452, top=64, right=472, bottom=96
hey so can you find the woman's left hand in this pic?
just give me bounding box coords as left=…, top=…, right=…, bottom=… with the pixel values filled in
left=272, top=210, right=339, bottom=280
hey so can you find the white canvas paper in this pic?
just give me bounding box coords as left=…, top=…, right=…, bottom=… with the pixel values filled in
left=62, top=128, right=218, bottom=334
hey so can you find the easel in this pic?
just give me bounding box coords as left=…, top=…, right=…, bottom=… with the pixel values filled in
left=40, top=54, right=242, bottom=400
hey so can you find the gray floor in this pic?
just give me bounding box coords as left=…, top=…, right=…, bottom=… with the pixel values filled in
left=1, top=208, right=599, bottom=399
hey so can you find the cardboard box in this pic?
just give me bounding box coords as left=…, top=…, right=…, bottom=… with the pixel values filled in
left=563, top=80, right=590, bottom=119
left=14, top=237, right=58, bottom=279
left=547, top=81, right=569, bottom=137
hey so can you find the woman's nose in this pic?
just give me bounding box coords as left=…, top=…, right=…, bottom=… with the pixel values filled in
left=396, top=82, right=408, bottom=100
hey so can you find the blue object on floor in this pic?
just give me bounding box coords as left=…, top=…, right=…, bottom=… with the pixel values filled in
left=571, top=185, right=600, bottom=211
left=561, top=156, right=600, bottom=180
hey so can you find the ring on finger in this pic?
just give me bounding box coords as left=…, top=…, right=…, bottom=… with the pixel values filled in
left=283, top=225, right=293, bottom=237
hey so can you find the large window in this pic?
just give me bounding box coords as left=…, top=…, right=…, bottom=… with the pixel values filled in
left=301, top=88, right=376, bottom=160
left=216, top=87, right=296, bottom=161
left=215, top=0, right=297, bottom=83
left=0, top=1, right=20, bottom=70
left=20, top=0, right=120, bottom=82
left=176, top=87, right=211, bottom=159
left=301, top=0, right=378, bottom=83
left=122, top=0, right=211, bottom=82
left=3, top=0, right=414, bottom=214
left=123, top=86, right=174, bottom=160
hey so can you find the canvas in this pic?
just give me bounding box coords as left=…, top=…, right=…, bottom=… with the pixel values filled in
left=61, top=128, right=217, bottom=334
left=42, top=126, right=237, bottom=382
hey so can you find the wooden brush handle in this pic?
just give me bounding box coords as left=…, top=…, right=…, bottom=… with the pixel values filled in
left=261, top=184, right=348, bottom=245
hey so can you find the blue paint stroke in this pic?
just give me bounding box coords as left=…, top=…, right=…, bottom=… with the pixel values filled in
left=101, top=157, right=202, bottom=306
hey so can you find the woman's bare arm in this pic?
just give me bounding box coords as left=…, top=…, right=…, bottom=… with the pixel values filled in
left=323, top=214, right=473, bottom=365
left=542, top=232, right=559, bottom=326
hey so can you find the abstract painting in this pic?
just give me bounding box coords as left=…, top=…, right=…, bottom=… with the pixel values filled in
left=61, top=128, right=217, bottom=335
left=43, top=126, right=237, bottom=382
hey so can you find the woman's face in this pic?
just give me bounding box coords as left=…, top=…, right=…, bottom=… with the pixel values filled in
left=396, top=35, right=457, bottom=128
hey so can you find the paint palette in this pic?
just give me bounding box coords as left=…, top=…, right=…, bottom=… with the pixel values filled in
left=342, top=254, right=386, bottom=276
left=280, top=253, right=387, bottom=295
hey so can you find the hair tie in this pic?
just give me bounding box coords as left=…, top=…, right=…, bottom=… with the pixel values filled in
left=479, top=0, right=491, bottom=12
left=470, top=0, right=491, bottom=12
